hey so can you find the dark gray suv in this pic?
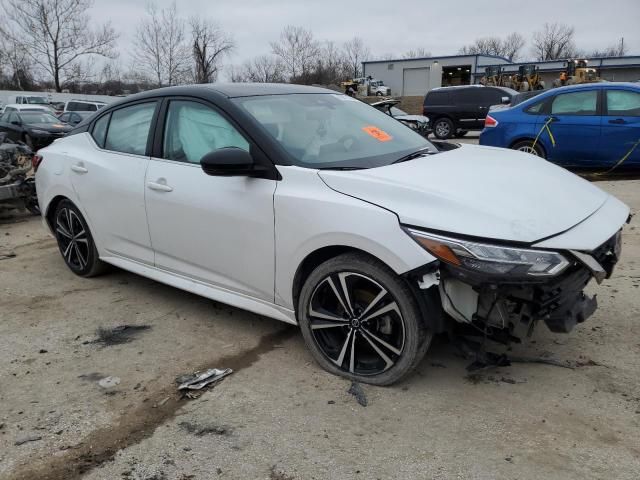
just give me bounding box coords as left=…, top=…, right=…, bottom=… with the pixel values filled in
left=423, top=85, right=517, bottom=139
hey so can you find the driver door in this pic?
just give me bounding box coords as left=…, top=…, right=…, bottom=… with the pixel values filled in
left=144, top=98, right=277, bottom=302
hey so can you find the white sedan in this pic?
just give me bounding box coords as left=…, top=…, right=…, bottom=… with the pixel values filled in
left=35, top=84, right=629, bottom=385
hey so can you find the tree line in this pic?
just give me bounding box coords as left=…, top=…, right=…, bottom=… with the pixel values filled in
left=0, top=0, right=630, bottom=95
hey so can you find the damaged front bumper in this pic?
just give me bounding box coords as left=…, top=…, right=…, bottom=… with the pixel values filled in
left=430, top=231, right=623, bottom=342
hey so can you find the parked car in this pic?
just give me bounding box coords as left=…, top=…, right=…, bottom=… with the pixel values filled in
left=371, top=99, right=430, bottom=136
left=35, top=84, right=629, bottom=385
left=480, top=83, right=640, bottom=170
left=58, top=111, right=93, bottom=126
left=0, top=110, right=72, bottom=149
left=11, top=94, right=51, bottom=107
left=2, top=104, right=52, bottom=114
left=423, top=85, right=517, bottom=139
left=64, top=100, right=107, bottom=112
left=489, top=89, right=546, bottom=112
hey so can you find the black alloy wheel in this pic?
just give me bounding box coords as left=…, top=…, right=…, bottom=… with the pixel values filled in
left=298, top=253, right=432, bottom=385
left=53, top=200, right=107, bottom=277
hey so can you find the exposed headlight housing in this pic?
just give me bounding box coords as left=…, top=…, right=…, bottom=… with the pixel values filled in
left=406, top=228, right=570, bottom=278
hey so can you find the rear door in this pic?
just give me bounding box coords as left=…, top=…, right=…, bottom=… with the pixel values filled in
left=601, top=87, right=640, bottom=169
left=541, top=88, right=602, bottom=168
left=454, top=89, right=484, bottom=129
left=68, top=101, right=159, bottom=264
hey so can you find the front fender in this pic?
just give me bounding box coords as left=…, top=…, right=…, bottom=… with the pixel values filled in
left=274, top=166, right=435, bottom=310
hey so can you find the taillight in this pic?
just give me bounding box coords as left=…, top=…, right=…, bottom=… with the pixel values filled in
left=32, top=154, right=43, bottom=172
left=484, top=115, right=498, bottom=128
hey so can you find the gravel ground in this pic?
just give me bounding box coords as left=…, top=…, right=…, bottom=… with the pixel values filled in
left=0, top=179, right=639, bottom=480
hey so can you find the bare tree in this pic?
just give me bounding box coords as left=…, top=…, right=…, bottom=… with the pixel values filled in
left=232, top=55, right=286, bottom=83
left=190, top=17, right=234, bottom=83
left=134, top=2, right=190, bottom=87
left=0, top=34, right=34, bottom=90
left=270, top=25, right=320, bottom=81
left=343, top=37, right=370, bottom=78
left=0, top=0, right=117, bottom=92
left=402, top=47, right=432, bottom=59
left=588, top=38, right=627, bottom=58
left=531, top=23, right=576, bottom=61
left=459, top=33, right=525, bottom=61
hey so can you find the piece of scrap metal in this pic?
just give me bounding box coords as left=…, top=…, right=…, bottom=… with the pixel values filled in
left=177, top=368, right=233, bottom=391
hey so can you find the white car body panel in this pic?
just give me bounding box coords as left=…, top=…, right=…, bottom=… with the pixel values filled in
left=318, top=144, right=611, bottom=244
left=65, top=133, right=154, bottom=264
left=533, top=195, right=629, bottom=250
left=145, top=157, right=277, bottom=301
left=273, top=166, right=435, bottom=310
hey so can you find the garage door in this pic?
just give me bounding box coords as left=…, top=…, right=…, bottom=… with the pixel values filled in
left=402, top=67, right=430, bottom=96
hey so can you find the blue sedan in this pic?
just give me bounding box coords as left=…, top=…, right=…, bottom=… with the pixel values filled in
left=480, top=83, right=640, bottom=170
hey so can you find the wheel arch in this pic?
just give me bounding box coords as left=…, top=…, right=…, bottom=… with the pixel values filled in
left=509, top=136, right=547, bottom=157
left=292, top=245, right=385, bottom=313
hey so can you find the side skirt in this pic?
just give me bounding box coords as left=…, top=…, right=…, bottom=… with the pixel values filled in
left=101, top=255, right=298, bottom=325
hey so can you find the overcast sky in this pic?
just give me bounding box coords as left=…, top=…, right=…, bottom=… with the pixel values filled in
left=91, top=0, right=639, bottom=77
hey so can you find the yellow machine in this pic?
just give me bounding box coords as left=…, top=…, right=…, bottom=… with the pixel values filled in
left=553, top=59, right=600, bottom=87
left=512, top=65, right=545, bottom=91
left=482, top=66, right=506, bottom=87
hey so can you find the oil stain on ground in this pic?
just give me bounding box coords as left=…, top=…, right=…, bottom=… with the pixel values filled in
left=8, top=326, right=297, bottom=480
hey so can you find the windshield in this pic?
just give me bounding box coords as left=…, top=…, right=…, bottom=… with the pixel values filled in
left=234, top=94, right=433, bottom=169
left=21, top=112, right=63, bottom=124
left=26, top=97, right=48, bottom=105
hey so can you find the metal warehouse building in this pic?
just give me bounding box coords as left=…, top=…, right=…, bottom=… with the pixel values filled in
left=362, top=54, right=640, bottom=97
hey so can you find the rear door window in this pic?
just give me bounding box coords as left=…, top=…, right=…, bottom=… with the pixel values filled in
left=104, top=102, right=157, bottom=155
left=425, top=91, right=450, bottom=105
left=91, top=113, right=110, bottom=148
left=606, top=90, right=640, bottom=117
left=551, top=90, right=598, bottom=115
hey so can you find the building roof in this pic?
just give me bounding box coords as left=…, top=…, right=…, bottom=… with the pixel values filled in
left=362, top=53, right=512, bottom=65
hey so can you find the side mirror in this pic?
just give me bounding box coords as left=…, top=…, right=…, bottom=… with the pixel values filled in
left=501, top=96, right=511, bottom=105
left=200, top=147, right=263, bottom=177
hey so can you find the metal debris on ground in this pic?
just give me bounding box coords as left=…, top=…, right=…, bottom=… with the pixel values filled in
left=14, top=434, right=42, bottom=446
left=98, top=376, right=121, bottom=388
left=91, top=324, right=151, bottom=346
left=0, top=134, right=38, bottom=215
left=348, top=381, right=368, bottom=407
left=176, top=368, right=233, bottom=392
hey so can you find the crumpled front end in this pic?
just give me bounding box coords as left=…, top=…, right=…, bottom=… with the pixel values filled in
left=407, top=228, right=625, bottom=343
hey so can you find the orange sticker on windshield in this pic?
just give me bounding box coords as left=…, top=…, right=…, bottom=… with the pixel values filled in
left=362, top=125, right=392, bottom=142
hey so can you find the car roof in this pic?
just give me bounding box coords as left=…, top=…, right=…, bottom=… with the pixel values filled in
left=3, top=104, right=50, bottom=111
left=115, top=83, right=338, bottom=103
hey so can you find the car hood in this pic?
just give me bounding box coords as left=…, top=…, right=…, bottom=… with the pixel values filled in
left=394, top=114, right=429, bottom=124
left=317, top=144, right=609, bottom=243
left=27, top=122, right=72, bottom=132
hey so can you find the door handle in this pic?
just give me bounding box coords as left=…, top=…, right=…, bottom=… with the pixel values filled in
left=608, top=118, right=627, bottom=125
left=147, top=181, right=173, bottom=192
left=71, top=163, right=88, bottom=173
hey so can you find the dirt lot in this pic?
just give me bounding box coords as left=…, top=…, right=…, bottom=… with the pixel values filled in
left=1, top=179, right=639, bottom=480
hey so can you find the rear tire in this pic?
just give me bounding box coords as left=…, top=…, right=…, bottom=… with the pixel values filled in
left=512, top=139, right=546, bottom=159
left=297, top=252, right=433, bottom=386
left=433, top=118, right=454, bottom=139
left=53, top=199, right=108, bottom=277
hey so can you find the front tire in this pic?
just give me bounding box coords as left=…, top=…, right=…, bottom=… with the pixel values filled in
left=512, top=139, right=546, bottom=159
left=433, top=118, right=454, bottom=139
left=297, top=253, right=432, bottom=385
left=53, top=200, right=107, bottom=277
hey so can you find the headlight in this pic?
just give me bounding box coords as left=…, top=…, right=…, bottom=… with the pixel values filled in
left=406, top=229, right=570, bottom=278
left=30, top=129, right=49, bottom=135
